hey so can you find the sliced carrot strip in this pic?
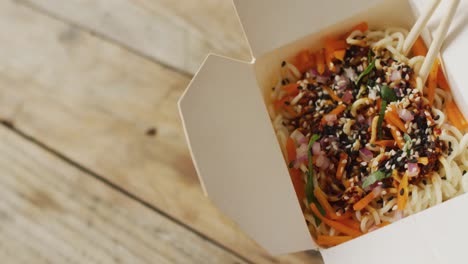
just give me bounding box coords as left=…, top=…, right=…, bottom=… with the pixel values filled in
left=336, top=152, right=348, bottom=180
left=397, top=173, right=409, bottom=211
left=316, top=49, right=326, bottom=75
left=314, top=188, right=337, bottom=219
left=384, top=111, right=407, bottom=133
left=294, top=50, right=315, bottom=74
left=323, top=86, right=342, bottom=102
left=289, top=168, right=306, bottom=205
left=353, top=188, right=381, bottom=211
left=427, top=63, right=438, bottom=106
left=286, top=137, right=296, bottom=163
left=374, top=140, right=396, bottom=147
left=333, top=209, right=352, bottom=221
left=446, top=100, right=468, bottom=131
left=411, top=36, right=428, bottom=56
left=283, top=83, right=300, bottom=96
left=321, top=104, right=346, bottom=125
left=310, top=203, right=363, bottom=237
left=317, top=235, right=352, bottom=247
left=325, top=38, right=348, bottom=51
left=340, top=218, right=361, bottom=230
left=389, top=125, right=405, bottom=149
left=333, top=49, right=346, bottom=62
left=437, top=63, right=450, bottom=91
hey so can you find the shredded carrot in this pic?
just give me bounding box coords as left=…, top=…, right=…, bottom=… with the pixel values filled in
left=333, top=49, right=346, bottom=62
left=310, top=204, right=362, bottom=237
left=374, top=140, right=396, bottom=147
left=342, top=177, right=351, bottom=189
left=286, top=137, right=296, bottom=163
left=324, top=38, right=347, bottom=71
left=314, top=188, right=337, bottom=219
left=325, top=38, right=348, bottom=51
left=389, top=125, right=405, bottom=148
left=427, top=63, right=438, bottom=106
left=411, top=36, right=428, bottom=56
left=446, top=100, right=468, bottom=131
left=397, top=173, right=409, bottom=211
left=333, top=209, right=352, bottom=221
left=384, top=110, right=407, bottom=133
left=316, top=49, right=326, bottom=75
left=336, top=152, right=348, bottom=180
left=323, top=86, right=342, bottom=102
left=349, top=22, right=368, bottom=34
left=321, top=104, right=346, bottom=125
left=283, top=83, right=300, bottom=96
left=317, top=235, right=352, bottom=247
left=273, top=96, right=287, bottom=111
left=353, top=189, right=380, bottom=211
left=294, top=50, right=315, bottom=74
left=340, top=218, right=361, bottom=230
left=437, top=63, right=450, bottom=91
left=289, top=168, right=306, bottom=205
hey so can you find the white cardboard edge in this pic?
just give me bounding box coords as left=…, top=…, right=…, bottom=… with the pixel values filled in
left=179, top=0, right=468, bottom=260
left=178, top=53, right=314, bottom=254
left=233, top=0, right=384, bottom=58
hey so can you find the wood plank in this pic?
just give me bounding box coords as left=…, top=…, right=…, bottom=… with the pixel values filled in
left=0, top=1, right=322, bottom=263
left=16, top=0, right=251, bottom=74
left=0, top=126, right=246, bottom=263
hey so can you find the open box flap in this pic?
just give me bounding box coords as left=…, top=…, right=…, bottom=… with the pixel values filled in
left=321, top=193, right=468, bottom=264
left=178, top=54, right=314, bottom=254
left=410, top=0, right=468, bottom=119
left=233, top=0, right=384, bottom=59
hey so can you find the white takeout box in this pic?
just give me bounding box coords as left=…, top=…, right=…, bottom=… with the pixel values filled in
left=178, top=0, right=468, bottom=263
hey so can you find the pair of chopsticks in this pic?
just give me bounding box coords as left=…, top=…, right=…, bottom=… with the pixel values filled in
left=402, top=0, right=460, bottom=84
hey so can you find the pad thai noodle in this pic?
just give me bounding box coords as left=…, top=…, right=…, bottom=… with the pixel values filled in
left=269, top=22, right=468, bottom=247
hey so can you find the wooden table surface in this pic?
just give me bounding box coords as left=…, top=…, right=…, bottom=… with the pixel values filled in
left=1, top=0, right=323, bottom=263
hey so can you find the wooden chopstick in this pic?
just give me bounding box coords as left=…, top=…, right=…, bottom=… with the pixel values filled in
left=419, top=0, right=460, bottom=83
left=402, top=0, right=441, bottom=56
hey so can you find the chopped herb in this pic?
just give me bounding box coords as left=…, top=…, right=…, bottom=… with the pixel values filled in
left=403, top=133, right=412, bottom=157
left=381, top=85, right=398, bottom=102
left=377, top=100, right=387, bottom=139
left=362, top=170, right=390, bottom=188
left=305, top=134, right=325, bottom=225
left=355, top=59, right=376, bottom=85
left=367, top=49, right=375, bottom=62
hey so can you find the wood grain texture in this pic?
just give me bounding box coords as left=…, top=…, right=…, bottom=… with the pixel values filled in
left=16, top=0, right=251, bottom=74
left=0, top=1, right=323, bottom=263
left=0, top=126, right=246, bottom=264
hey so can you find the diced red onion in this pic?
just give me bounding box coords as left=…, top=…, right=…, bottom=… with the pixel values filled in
left=308, top=68, right=319, bottom=78
left=290, top=129, right=306, bottom=145
left=359, top=148, right=374, bottom=162
left=312, top=142, right=321, bottom=155
left=344, top=68, right=357, bottom=81
left=316, top=154, right=330, bottom=170
left=324, top=114, right=337, bottom=125
left=357, top=114, right=365, bottom=123
left=407, top=163, right=420, bottom=177
left=390, top=70, right=402, bottom=82
left=316, top=75, right=329, bottom=84
left=398, top=109, right=414, bottom=122
left=294, top=155, right=308, bottom=168
left=342, top=91, right=353, bottom=104
left=296, top=143, right=308, bottom=158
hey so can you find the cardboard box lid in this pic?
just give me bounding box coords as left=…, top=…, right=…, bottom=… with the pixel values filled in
left=178, top=55, right=313, bottom=254
left=179, top=0, right=468, bottom=259
left=233, top=0, right=382, bottom=58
